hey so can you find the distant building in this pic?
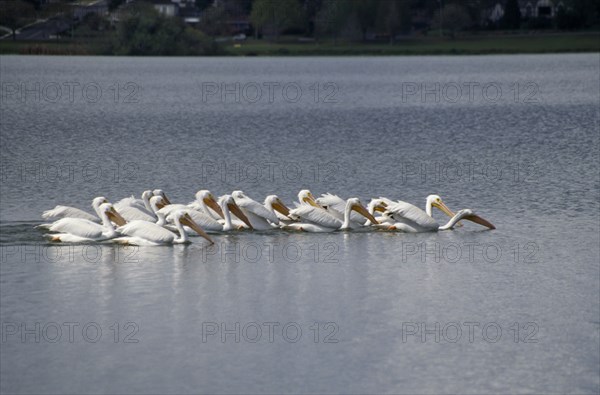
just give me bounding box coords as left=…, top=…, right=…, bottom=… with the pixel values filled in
left=483, top=0, right=565, bottom=24
left=179, top=6, right=201, bottom=25
left=519, top=0, right=564, bottom=18
left=72, top=0, right=109, bottom=21
left=148, top=0, right=179, bottom=17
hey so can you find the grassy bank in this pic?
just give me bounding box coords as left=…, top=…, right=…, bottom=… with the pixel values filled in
left=1, top=32, right=598, bottom=56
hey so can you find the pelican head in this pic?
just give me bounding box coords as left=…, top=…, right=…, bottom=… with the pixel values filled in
left=98, top=203, right=127, bottom=226
left=219, top=195, right=254, bottom=230
left=232, top=190, right=246, bottom=200
left=92, top=196, right=109, bottom=209
left=368, top=198, right=388, bottom=214
left=166, top=210, right=214, bottom=244
left=298, top=190, right=319, bottom=207
left=426, top=194, right=455, bottom=218
left=141, top=190, right=153, bottom=201
left=265, top=195, right=291, bottom=217
left=347, top=198, right=379, bottom=224
left=153, top=189, right=171, bottom=205
left=149, top=195, right=167, bottom=212
left=452, top=209, right=496, bottom=230
left=195, top=190, right=224, bottom=218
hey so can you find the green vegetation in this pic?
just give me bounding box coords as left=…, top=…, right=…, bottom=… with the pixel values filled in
left=222, top=34, right=600, bottom=56
left=1, top=0, right=599, bottom=56
left=1, top=32, right=598, bottom=56
left=109, top=4, right=216, bottom=55
left=0, top=0, right=36, bottom=41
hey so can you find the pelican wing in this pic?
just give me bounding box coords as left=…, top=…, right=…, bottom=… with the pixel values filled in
left=42, top=206, right=98, bottom=222
left=316, top=193, right=345, bottom=220
left=157, top=205, right=222, bottom=231
left=117, top=205, right=155, bottom=222
left=186, top=210, right=222, bottom=231
left=235, top=196, right=279, bottom=223
left=117, top=221, right=175, bottom=243
left=318, top=193, right=365, bottom=223
left=158, top=204, right=187, bottom=216
left=115, top=196, right=148, bottom=211
left=48, top=218, right=104, bottom=239
left=290, top=204, right=342, bottom=229
left=386, top=201, right=438, bottom=230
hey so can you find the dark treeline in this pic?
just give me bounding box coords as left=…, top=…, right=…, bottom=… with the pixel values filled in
left=1, top=0, right=599, bottom=55
left=211, top=0, right=599, bottom=40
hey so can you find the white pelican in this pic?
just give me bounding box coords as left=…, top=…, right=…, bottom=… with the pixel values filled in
left=113, top=210, right=214, bottom=246
left=187, top=190, right=224, bottom=220
left=379, top=203, right=494, bottom=232
left=111, top=189, right=169, bottom=222
left=41, top=196, right=109, bottom=222
left=44, top=203, right=127, bottom=243
left=218, top=195, right=254, bottom=231
left=155, top=202, right=223, bottom=233
left=364, top=198, right=390, bottom=226
left=295, top=189, right=320, bottom=207
left=286, top=197, right=378, bottom=232
left=316, top=193, right=375, bottom=226
left=152, top=189, right=172, bottom=205
left=231, top=191, right=291, bottom=230
left=114, top=190, right=155, bottom=217
left=372, top=194, right=457, bottom=226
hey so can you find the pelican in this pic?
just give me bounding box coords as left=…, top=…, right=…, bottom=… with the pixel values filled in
left=231, top=191, right=291, bottom=230
left=44, top=203, right=127, bottom=243
left=115, top=191, right=170, bottom=222
left=41, top=196, right=109, bottom=222
left=187, top=190, right=224, bottom=220
left=152, top=189, right=172, bottom=205
left=218, top=195, right=254, bottom=231
left=379, top=202, right=494, bottom=232
left=113, top=210, right=214, bottom=246
left=155, top=202, right=223, bottom=233
left=372, top=195, right=457, bottom=226
left=114, top=190, right=155, bottom=216
left=295, top=189, right=320, bottom=207
left=316, top=193, right=376, bottom=226
left=286, top=197, right=378, bottom=232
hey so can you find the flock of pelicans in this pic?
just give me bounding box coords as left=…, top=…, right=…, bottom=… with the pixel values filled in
left=38, top=189, right=495, bottom=246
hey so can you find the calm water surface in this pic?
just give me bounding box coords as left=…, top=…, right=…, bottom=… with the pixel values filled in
left=0, top=54, right=599, bottom=394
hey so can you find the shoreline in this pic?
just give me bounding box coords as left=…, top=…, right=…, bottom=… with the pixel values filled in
left=1, top=32, right=599, bottom=56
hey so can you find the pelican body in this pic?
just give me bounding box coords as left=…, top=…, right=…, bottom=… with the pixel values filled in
left=45, top=203, right=127, bottom=242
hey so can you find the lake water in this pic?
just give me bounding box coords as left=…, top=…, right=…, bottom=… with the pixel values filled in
left=0, top=54, right=598, bottom=394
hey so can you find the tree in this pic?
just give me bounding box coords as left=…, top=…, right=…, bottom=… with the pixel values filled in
left=196, top=0, right=213, bottom=12
left=351, top=0, right=378, bottom=41
left=314, top=0, right=352, bottom=43
left=108, top=0, right=126, bottom=12
left=376, top=0, right=410, bottom=44
left=432, top=4, right=471, bottom=38
left=112, top=4, right=214, bottom=55
left=0, top=0, right=36, bottom=40
left=250, top=0, right=305, bottom=40
left=501, top=0, right=521, bottom=29
left=199, top=2, right=228, bottom=38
